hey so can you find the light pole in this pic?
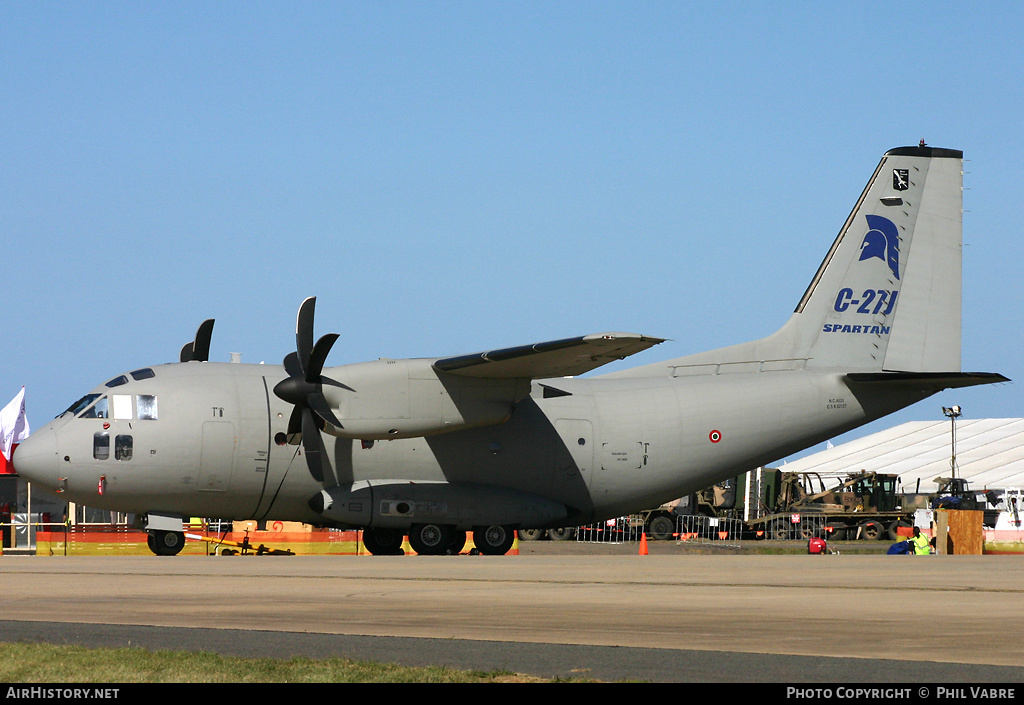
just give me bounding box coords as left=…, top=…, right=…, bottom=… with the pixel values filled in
left=941, top=405, right=962, bottom=479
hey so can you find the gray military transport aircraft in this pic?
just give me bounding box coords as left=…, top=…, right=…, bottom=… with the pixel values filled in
left=14, top=145, right=1008, bottom=556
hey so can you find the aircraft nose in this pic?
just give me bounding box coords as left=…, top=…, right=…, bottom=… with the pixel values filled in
left=12, top=429, right=59, bottom=487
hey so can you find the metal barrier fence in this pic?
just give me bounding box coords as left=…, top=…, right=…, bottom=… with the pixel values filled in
left=574, top=515, right=747, bottom=545
left=575, top=516, right=646, bottom=543
left=674, top=515, right=746, bottom=544
left=570, top=514, right=836, bottom=544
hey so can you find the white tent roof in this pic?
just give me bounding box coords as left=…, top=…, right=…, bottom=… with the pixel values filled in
left=780, top=419, right=1024, bottom=493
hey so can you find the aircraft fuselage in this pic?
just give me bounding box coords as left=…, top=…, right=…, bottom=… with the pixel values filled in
left=14, top=145, right=1007, bottom=556
left=24, top=359, right=930, bottom=528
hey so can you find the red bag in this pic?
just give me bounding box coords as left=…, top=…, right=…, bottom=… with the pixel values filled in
left=808, top=537, right=827, bottom=554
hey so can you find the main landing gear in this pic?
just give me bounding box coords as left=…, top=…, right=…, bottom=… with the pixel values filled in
left=361, top=528, right=405, bottom=555
left=472, top=525, right=515, bottom=555
left=360, top=524, right=516, bottom=556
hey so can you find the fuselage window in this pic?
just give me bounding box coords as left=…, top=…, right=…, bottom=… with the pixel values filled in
left=137, top=395, right=158, bottom=420
left=130, top=368, right=155, bottom=381
left=115, top=435, right=133, bottom=461
left=79, top=396, right=109, bottom=419
left=93, top=432, right=109, bottom=460
left=105, top=375, right=128, bottom=388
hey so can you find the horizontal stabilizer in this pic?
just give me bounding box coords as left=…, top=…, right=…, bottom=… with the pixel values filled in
left=845, top=371, right=1010, bottom=390
left=435, top=333, right=665, bottom=379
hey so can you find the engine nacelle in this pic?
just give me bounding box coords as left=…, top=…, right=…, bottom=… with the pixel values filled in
left=320, top=358, right=531, bottom=440
left=310, top=480, right=568, bottom=529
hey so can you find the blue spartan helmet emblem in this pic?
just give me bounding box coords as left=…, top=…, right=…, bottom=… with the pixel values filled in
left=858, top=214, right=900, bottom=280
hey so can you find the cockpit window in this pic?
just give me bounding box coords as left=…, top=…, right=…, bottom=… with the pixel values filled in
left=105, top=375, right=129, bottom=388
left=79, top=396, right=109, bottom=419
left=112, top=395, right=132, bottom=420
left=130, top=368, right=155, bottom=381
left=62, top=394, right=101, bottom=418
left=137, top=395, right=158, bottom=420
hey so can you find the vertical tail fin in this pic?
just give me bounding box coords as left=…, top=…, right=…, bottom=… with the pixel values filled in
left=783, top=145, right=963, bottom=372
left=608, top=145, right=967, bottom=380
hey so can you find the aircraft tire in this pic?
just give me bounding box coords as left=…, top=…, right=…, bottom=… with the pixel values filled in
left=517, top=529, right=544, bottom=541
left=547, top=527, right=576, bottom=541
left=472, top=525, right=515, bottom=555
left=362, top=528, right=405, bottom=556
left=150, top=530, right=185, bottom=556
left=408, top=523, right=455, bottom=556
left=447, top=531, right=467, bottom=555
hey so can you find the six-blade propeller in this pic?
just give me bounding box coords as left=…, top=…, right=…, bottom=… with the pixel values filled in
left=272, top=297, right=348, bottom=483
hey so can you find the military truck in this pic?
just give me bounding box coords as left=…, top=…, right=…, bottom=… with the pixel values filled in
left=683, top=469, right=1001, bottom=540
left=924, top=476, right=1001, bottom=526
left=743, top=471, right=911, bottom=540
left=518, top=472, right=909, bottom=542
left=517, top=469, right=1001, bottom=542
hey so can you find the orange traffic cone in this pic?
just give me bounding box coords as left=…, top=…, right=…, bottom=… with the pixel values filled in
left=510, top=532, right=519, bottom=556
left=639, top=532, right=649, bottom=555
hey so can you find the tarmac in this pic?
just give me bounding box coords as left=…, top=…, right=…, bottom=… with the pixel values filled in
left=1, top=541, right=1023, bottom=683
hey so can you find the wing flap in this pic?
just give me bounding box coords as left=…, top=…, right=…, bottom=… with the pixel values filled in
left=434, top=333, right=666, bottom=379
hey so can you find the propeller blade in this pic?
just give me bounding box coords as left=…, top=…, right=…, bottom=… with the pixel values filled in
left=180, top=319, right=215, bottom=362
left=283, top=351, right=303, bottom=379
left=307, top=392, right=344, bottom=429
left=286, top=405, right=304, bottom=438
left=192, top=319, right=215, bottom=362
left=296, top=297, right=317, bottom=375
left=307, top=333, right=340, bottom=382
left=321, top=376, right=356, bottom=392
left=301, top=407, right=325, bottom=483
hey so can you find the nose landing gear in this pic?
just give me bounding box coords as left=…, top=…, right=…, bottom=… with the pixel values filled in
left=147, top=530, right=185, bottom=556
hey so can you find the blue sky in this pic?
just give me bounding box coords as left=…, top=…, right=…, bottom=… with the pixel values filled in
left=3, top=2, right=1021, bottom=462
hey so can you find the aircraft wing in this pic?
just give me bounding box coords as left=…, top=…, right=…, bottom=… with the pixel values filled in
left=433, top=333, right=666, bottom=379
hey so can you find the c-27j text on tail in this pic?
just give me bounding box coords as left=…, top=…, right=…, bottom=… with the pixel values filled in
left=14, top=145, right=1008, bottom=556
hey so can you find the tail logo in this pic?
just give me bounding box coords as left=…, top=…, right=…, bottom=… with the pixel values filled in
left=893, top=168, right=909, bottom=191
left=858, top=214, right=900, bottom=280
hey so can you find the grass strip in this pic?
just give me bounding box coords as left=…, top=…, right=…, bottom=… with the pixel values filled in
left=0, top=642, right=564, bottom=683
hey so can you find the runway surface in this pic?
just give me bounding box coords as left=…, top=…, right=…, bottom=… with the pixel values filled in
left=1, top=551, right=1023, bottom=682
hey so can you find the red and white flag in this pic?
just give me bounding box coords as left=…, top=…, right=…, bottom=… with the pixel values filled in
left=1, top=387, right=30, bottom=461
